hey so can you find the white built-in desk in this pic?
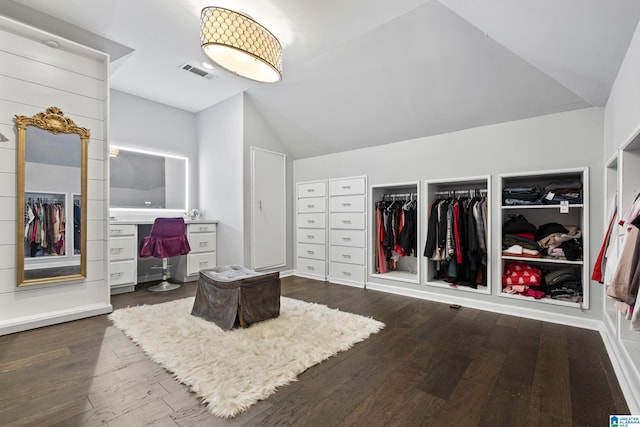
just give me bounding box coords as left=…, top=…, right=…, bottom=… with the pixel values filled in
left=108, top=219, right=217, bottom=294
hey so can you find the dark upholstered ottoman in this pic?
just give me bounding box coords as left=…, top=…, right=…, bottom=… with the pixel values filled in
left=191, top=265, right=281, bottom=330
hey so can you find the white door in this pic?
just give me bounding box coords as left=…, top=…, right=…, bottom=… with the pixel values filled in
left=251, top=147, right=286, bottom=270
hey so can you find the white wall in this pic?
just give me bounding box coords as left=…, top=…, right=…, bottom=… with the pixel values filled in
left=196, top=94, right=245, bottom=266
left=0, top=16, right=110, bottom=335
left=294, top=107, right=605, bottom=324
left=243, top=94, right=294, bottom=271
left=605, top=20, right=640, bottom=155
left=109, top=89, right=197, bottom=214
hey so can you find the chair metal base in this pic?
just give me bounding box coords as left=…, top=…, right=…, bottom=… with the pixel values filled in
left=148, top=281, right=181, bottom=292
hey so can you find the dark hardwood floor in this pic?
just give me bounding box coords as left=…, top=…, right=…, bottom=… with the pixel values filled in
left=0, top=276, right=629, bottom=426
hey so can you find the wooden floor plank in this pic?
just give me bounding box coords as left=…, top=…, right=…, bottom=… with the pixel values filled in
left=527, top=333, right=572, bottom=425
left=567, top=326, right=627, bottom=425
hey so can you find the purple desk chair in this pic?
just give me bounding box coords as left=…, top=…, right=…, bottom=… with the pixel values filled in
left=140, top=217, right=191, bottom=291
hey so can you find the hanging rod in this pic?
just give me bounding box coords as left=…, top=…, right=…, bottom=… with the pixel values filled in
left=381, top=192, right=417, bottom=201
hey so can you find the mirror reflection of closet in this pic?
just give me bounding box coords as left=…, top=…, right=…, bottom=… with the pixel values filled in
left=15, top=107, right=88, bottom=286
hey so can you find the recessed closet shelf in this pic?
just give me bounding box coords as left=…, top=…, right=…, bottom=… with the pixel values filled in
left=498, top=292, right=583, bottom=308
left=501, top=256, right=583, bottom=265
left=424, top=280, right=490, bottom=295
left=502, top=204, right=583, bottom=210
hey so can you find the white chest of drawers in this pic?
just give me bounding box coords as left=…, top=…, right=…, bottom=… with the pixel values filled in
left=328, top=176, right=367, bottom=287
left=296, top=180, right=327, bottom=280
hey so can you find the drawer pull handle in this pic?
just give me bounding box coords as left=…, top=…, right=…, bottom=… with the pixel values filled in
left=199, top=227, right=209, bottom=232
left=342, top=185, right=352, bottom=189
left=199, top=242, right=208, bottom=247
left=307, top=235, right=315, bottom=239
left=307, top=250, right=314, bottom=254
left=307, top=220, right=315, bottom=224
left=341, top=203, right=352, bottom=207
left=110, top=272, right=124, bottom=278
left=111, top=229, right=124, bottom=235
left=199, top=261, right=208, bottom=267
left=342, top=254, right=352, bottom=259
left=342, top=220, right=352, bottom=224
left=342, top=237, right=352, bottom=241
left=342, top=271, right=352, bottom=276
left=110, top=248, right=124, bottom=254
left=307, top=204, right=315, bottom=208
left=307, top=266, right=315, bottom=270
left=307, top=188, right=315, bottom=192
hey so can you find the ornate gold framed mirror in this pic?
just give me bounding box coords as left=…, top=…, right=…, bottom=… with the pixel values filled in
left=15, top=107, right=89, bottom=286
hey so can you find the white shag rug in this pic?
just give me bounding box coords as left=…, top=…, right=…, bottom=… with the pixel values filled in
left=108, top=296, right=384, bottom=418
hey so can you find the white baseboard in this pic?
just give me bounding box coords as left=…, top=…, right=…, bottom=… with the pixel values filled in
left=278, top=269, right=295, bottom=277
left=328, top=278, right=365, bottom=289
left=600, top=325, right=640, bottom=414
left=0, top=303, right=113, bottom=336
left=365, top=281, right=602, bottom=331
left=293, top=271, right=326, bottom=281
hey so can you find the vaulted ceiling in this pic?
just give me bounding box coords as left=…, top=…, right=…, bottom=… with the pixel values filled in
left=3, top=0, right=640, bottom=159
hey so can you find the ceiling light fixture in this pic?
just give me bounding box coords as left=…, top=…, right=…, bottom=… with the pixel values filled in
left=200, top=7, right=282, bottom=83
left=200, top=60, right=215, bottom=70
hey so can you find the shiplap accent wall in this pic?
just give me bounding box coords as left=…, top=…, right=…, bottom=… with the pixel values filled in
left=0, top=16, right=111, bottom=334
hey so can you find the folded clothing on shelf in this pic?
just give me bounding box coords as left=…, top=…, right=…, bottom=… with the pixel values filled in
left=544, top=267, right=582, bottom=301
left=503, top=214, right=537, bottom=235
left=541, top=180, right=583, bottom=205
left=503, top=261, right=542, bottom=287
left=503, top=185, right=542, bottom=205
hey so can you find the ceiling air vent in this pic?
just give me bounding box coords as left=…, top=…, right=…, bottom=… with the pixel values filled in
left=180, top=63, right=216, bottom=80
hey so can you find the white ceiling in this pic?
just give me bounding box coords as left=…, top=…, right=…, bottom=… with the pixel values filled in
left=3, top=0, right=640, bottom=159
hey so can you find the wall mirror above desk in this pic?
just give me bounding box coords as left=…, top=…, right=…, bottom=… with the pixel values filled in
left=15, top=107, right=89, bottom=286
left=109, top=146, right=188, bottom=212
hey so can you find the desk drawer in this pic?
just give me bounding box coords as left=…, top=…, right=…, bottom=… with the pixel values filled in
left=330, top=213, right=365, bottom=229
left=330, top=177, right=366, bottom=196
left=189, top=232, right=216, bottom=254
left=330, top=195, right=365, bottom=212
left=330, top=246, right=365, bottom=265
left=298, top=182, right=326, bottom=198
left=297, top=228, right=326, bottom=244
left=297, top=243, right=326, bottom=261
left=109, top=236, right=137, bottom=261
left=188, top=252, right=216, bottom=275
left=298, top=213, right=326, bottom=229
left=109, top=260, right=136, bottom=286
left=109, top=224, right=136, bottom=237
left=297, top=197, right=326, bottom=213
left=330, top=229, right=365, bottom=247
left=189, top=223, right=217, bottom=234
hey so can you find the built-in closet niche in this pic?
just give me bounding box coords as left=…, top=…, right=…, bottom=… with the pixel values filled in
left=499, top=168, right=589, bottom=309
left=423, top=176, right=491, bottom=295
left=606, top=134, right=640, bottom=358
left=370, top=182, right=420, bottom=284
